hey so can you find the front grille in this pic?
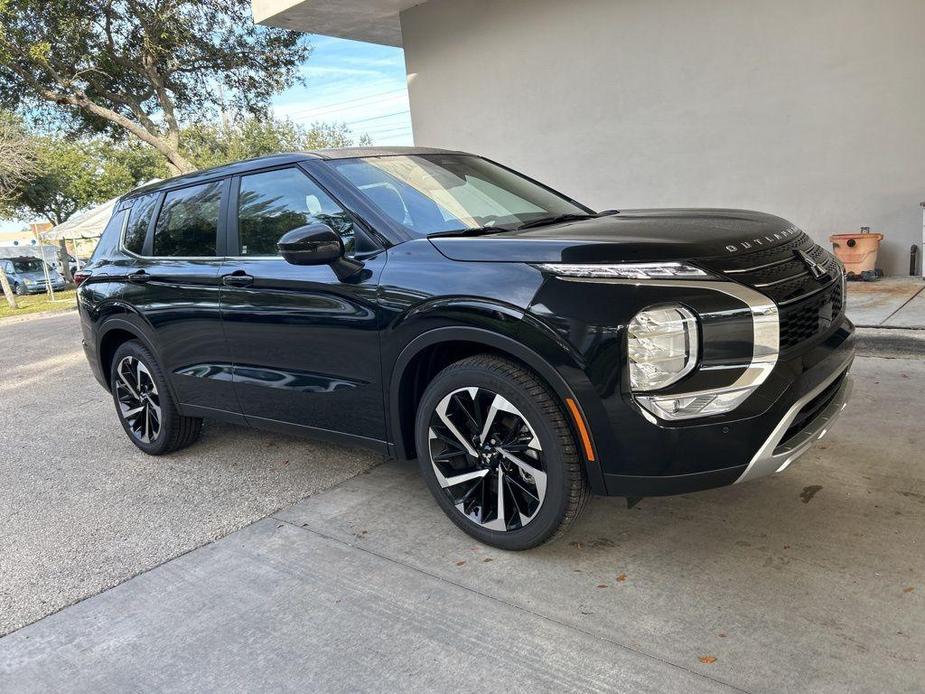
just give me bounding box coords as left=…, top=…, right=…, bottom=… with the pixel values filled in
left=701, top=232, right=845, bottom=353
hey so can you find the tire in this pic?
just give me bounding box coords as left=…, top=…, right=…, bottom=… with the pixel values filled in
left=109, top=340, right=202, bottom=455
left=415, top=355, right=590, bottom=550
left=14, top=283, right=25, bottom=296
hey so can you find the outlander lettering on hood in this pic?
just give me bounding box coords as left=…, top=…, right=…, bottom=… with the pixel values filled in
left=723, top=225, right=802, bottom=253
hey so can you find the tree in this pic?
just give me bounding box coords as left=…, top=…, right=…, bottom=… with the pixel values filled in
left=181, top=117, right=372, bottom=169
left=0, top=0, right=311, bottom=175
left=0, top=111, right=38, bottom=199
left=0, top=136, right=166, bottom=225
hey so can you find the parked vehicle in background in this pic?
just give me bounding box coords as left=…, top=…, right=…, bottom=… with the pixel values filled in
left=1, top=257, right=68, bottom=295
left=68, top=256, right=90, bottom=277
left=76, top=147, right=855, bottom=549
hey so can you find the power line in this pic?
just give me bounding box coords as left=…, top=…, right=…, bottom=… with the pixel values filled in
left=283, top=88, right=408, bottom=119
left=360, top=122, right=413, bottom=133
left=362, top=125, right=413, bottom=137
left=344, top=110, right=410, bottom=126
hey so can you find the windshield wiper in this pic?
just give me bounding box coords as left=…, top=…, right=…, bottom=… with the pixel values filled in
left=427, top=225, right=513, bottom=239
left=514, top=212, right=599, bottom=230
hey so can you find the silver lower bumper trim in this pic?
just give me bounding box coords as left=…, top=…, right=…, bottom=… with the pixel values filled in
left=735, top=357, right=854, bottom=484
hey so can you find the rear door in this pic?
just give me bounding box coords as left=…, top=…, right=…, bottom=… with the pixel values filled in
left=219, top=165, right=386, bottom=444
left=120, top=179, right=240, bottom=414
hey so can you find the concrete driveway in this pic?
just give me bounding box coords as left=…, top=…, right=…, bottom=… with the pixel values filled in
left=0, top=312, right=380, bottom=635
left=1, top=313, right=923, bottom=693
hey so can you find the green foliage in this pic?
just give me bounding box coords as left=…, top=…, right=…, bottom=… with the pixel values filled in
left=0, top=0, right=311, bottom=173
left=181, top=117, right=370, bottom=169
left=0, top=114, right=371, bottom=224
left=0, top=136, right=166, bottom=224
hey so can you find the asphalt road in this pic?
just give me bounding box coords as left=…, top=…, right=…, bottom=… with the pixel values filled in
left=0, top=312, right=380, bottom=635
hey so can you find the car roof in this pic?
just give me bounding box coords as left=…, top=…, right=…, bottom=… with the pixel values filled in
left=122, top=146, right=466, bottom=200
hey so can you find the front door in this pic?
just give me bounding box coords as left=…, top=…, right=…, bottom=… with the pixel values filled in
left=219, top=166, right=386, bottom=444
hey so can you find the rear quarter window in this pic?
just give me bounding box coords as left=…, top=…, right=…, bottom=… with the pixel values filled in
left=89, top=208, right=128, bottom=262
left=122, top=194, right=159, bottom=255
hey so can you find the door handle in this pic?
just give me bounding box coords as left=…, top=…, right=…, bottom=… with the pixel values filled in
left=127, top=270, right=150, bottom=284
left=222, top=271, right=254, bottom=288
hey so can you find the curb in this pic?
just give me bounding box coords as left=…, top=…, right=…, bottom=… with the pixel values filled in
left=0, top=305, right=77, bottom=326
left=854, top=326, right=925, bottom=358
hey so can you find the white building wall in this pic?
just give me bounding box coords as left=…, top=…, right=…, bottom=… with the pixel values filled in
left=400, top=0, right=925, bottom=275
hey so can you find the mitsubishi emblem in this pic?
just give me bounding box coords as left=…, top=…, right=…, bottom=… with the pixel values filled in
left=794, top=249, right=831, bottom=281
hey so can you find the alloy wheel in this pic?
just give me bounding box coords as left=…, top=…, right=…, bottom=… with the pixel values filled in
left=114, top=356, right=161, bottom=444
left=428, top=387, right=547, bottom=532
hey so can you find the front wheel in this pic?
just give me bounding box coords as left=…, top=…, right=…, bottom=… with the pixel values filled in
left=415, top=355, right=590, bottom=550
left=13, top=283, right=25, bottom=296
left=110, top=340, right=202, bottom=455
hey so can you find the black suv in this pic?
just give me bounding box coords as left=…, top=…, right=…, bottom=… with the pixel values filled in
left=77, top=147, right=854, bottom=549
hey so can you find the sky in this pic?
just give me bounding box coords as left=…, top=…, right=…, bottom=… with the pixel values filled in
left=1, top=36, right=411, bottom=233
left=271, top=36, right=413, bottom=146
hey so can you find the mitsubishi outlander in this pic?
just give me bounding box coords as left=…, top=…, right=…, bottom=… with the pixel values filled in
left=76, top=148, right=854, bottom=549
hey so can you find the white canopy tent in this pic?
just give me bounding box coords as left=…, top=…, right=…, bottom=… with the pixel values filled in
left=44, top=195, right=119, bottom=242
left=42, top=180, right=160, bottom=265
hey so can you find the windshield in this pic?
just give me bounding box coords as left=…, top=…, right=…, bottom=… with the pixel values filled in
left=328, top=154, right=589, bottom=236
left=11, top=258, right=44, bottom=273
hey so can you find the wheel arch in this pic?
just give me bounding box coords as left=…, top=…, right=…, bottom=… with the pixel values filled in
left=96, top=316, right=163, bottom=393
left=388, top=326, right=607, bottom=494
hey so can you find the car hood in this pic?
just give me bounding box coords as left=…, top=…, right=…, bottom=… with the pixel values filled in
left=428, top=209, right=802, bottom=264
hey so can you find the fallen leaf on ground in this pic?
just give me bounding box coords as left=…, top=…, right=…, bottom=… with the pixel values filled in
left=455, top=560, right=466, bottom=566
left=616, top=573, right=627, bottom=582
left=698, top=656, right=717, bottom=664
left=596, top=584, right=608, bottom=589
left=903, top=586, right=914, bottom=593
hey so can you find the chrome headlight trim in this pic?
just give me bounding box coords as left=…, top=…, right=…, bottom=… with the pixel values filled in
left=562, top=277, right=779, bottom=421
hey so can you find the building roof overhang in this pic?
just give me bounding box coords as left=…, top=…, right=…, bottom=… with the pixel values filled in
left=252, top=0, right=428, bottom=47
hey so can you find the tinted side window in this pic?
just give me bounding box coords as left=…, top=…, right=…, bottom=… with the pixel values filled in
left=123, top=194, right=158, bottom=255
left=153, top=181, right=222, bottom=257
left=91, top=208, right=127, bottom=261
left=238, top=168, right=358, bottom=256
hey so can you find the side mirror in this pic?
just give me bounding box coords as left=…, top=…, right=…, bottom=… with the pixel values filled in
left=277, top=222, right=364, bottom=281
left=277, top=223, right=344, bottom=266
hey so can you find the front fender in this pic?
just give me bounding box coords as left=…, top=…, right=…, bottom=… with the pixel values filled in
left=385, top=316, right=609, bottom=495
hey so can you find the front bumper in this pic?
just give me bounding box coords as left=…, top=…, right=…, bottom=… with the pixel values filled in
left=594, top=320, right=855, bottom=497
left=23, top=282, right=68, bottom=294
left=735, top=358, right=852, bottom=484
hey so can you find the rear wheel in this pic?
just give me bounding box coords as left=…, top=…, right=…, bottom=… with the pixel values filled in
left=415, top=355, right=590, bottom=550
left=110, top=340, right=202, bottom=455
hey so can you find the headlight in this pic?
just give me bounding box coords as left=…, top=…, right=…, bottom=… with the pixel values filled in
left=23, top=279, right=33, bottom=286
left=537, top=262, right=711, bottom=280
left=628, top=305, right=699, bottom=391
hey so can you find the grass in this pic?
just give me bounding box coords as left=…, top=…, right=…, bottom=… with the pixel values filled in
left=0, top=289, right=77, bottom=320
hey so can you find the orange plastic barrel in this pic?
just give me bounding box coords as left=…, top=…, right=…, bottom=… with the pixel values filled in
left=829, top=232, right=883, bottom=276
